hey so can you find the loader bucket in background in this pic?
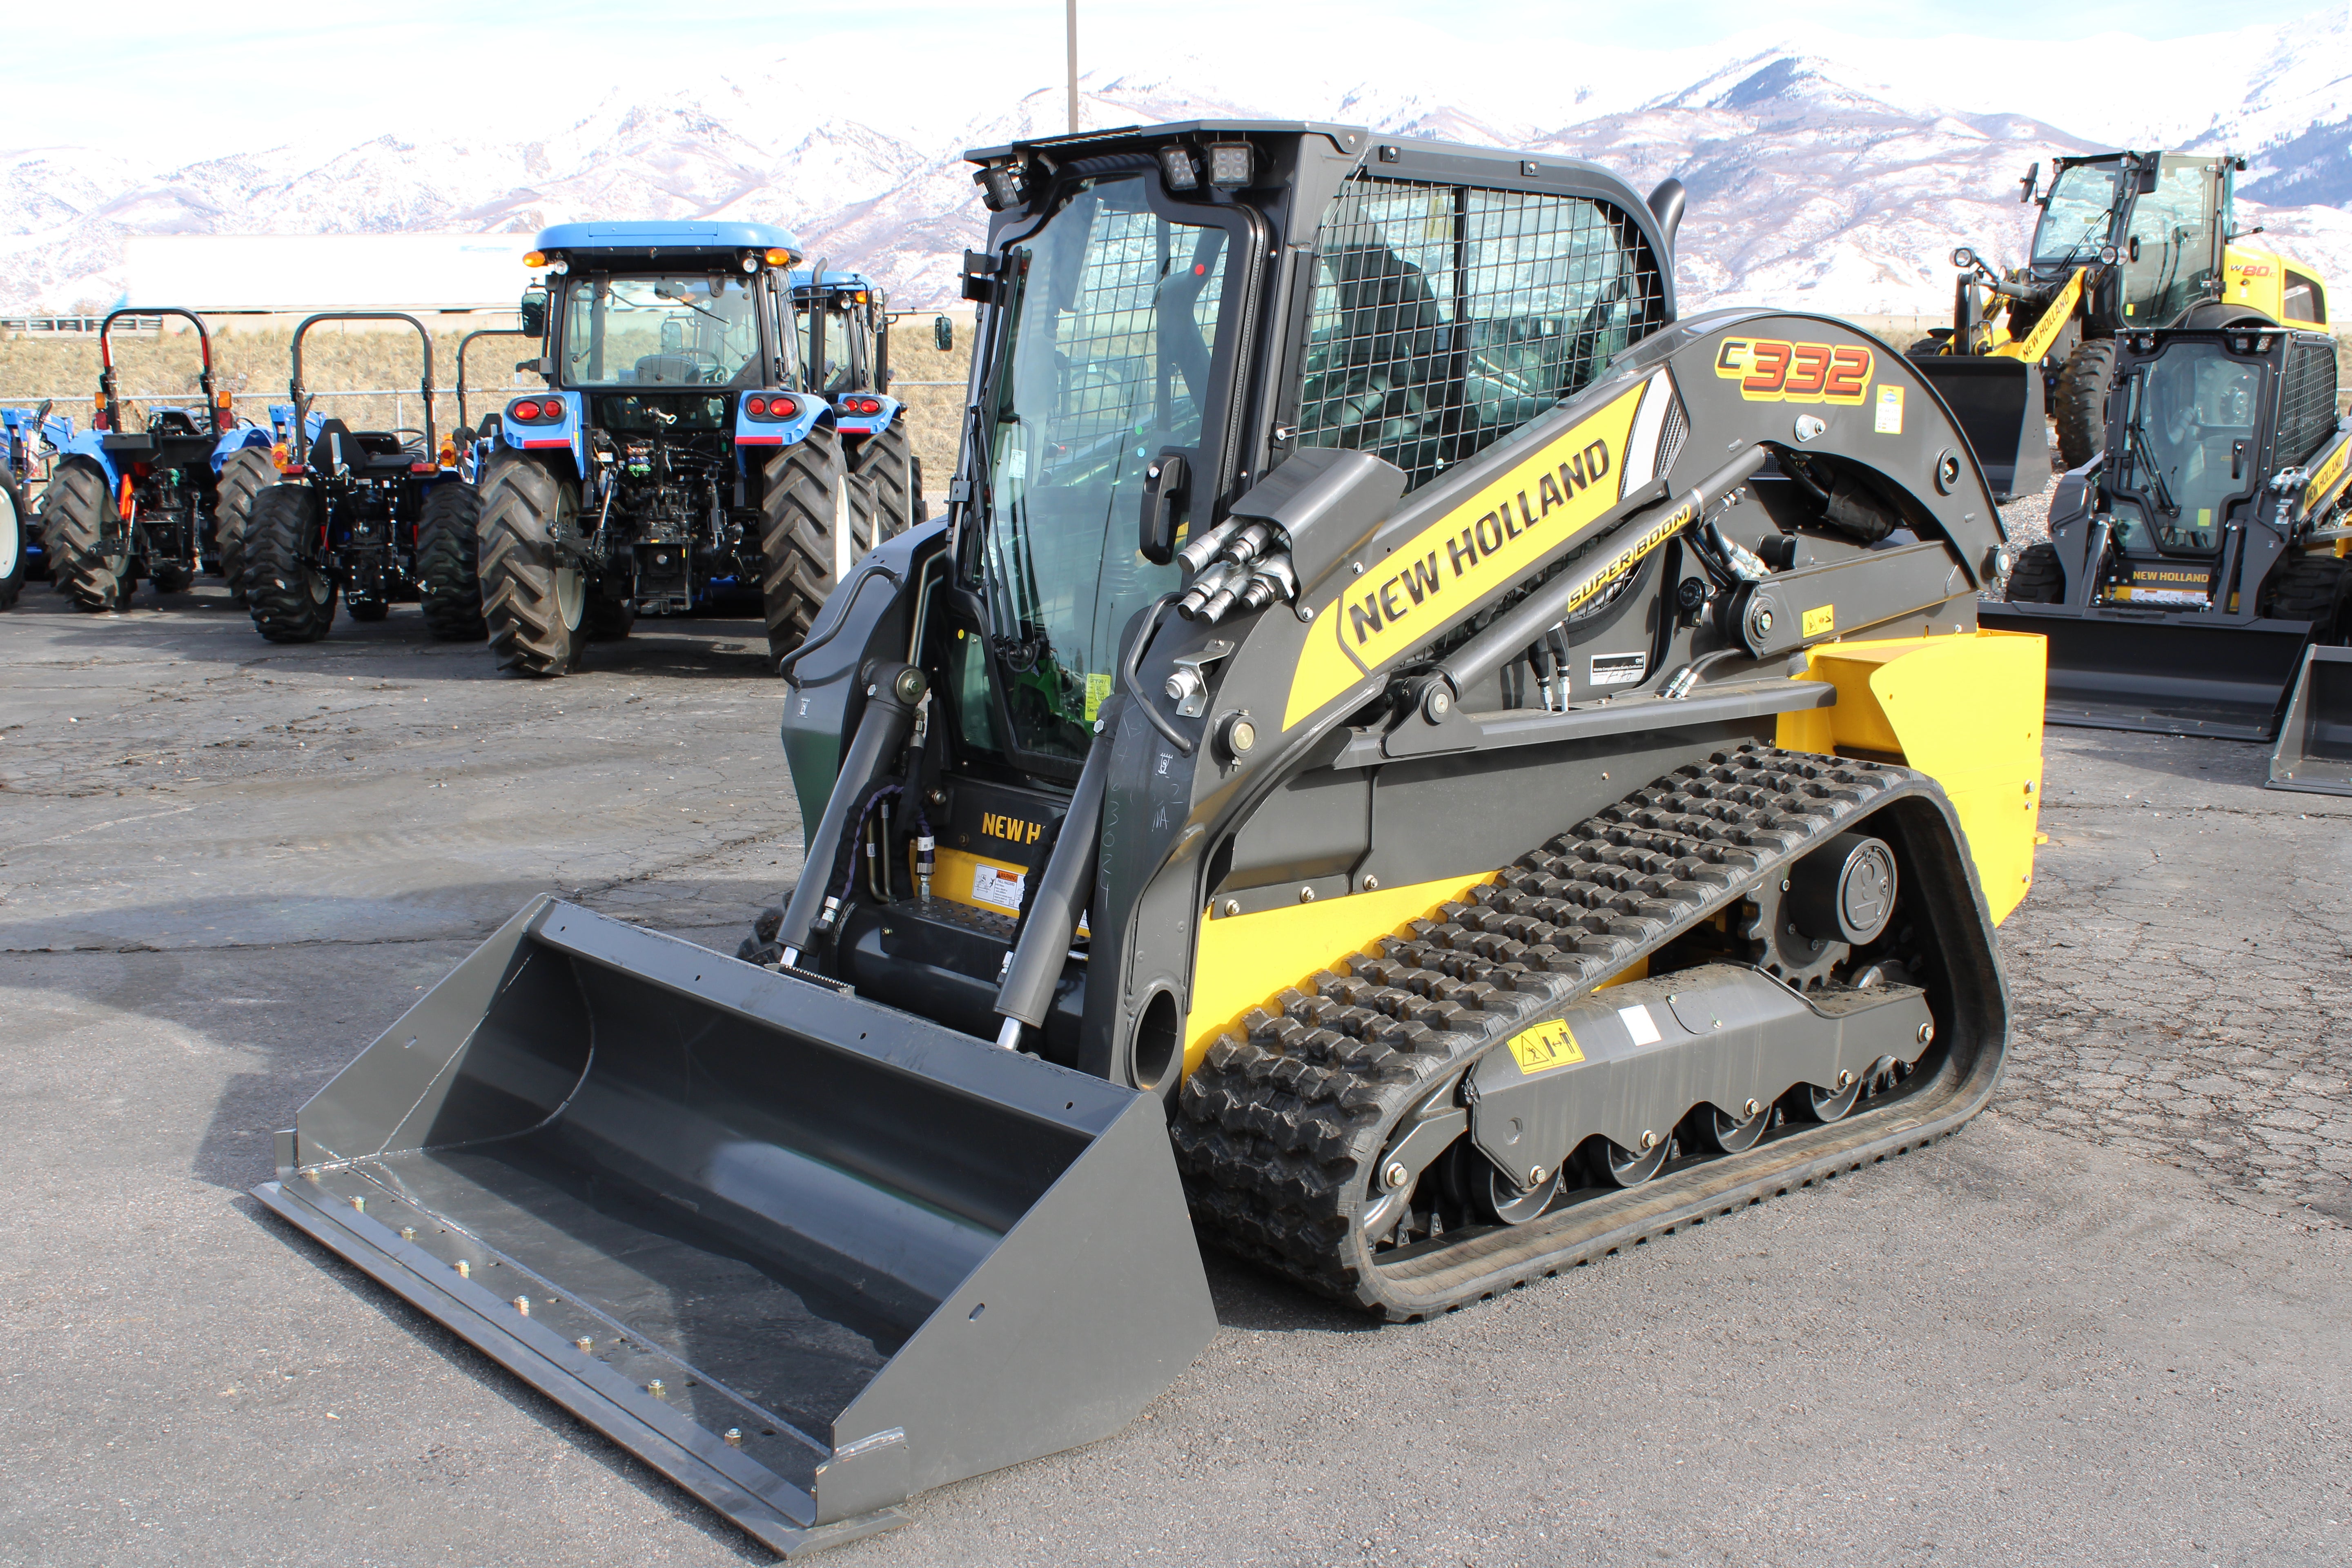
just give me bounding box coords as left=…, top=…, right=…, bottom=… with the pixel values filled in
left=2268, top=645, right=2352, bottom=795
left=1912, top=355, right=2051, bottom=502
left=1976, top=604, right=2313, bottom=739
left=254, top=897, right=1216, bottom=1557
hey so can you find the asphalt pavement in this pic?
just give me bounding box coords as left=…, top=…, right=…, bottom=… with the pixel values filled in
left=1, top=583, right=2346, bottom=1568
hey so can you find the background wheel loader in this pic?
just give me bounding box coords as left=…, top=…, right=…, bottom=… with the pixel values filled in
left=239, top=311, right=479, bottom=642
left=473, top=222, right=871, bottom=675
left=1911, top=148, right=2332, bottom=490
left=256, top=121, right=2044, bottom=1557
left=39, top=308, right=274, bottom=612
left=793, top=266, right=927, bottom=535
left=1978, top=322, right=2350, bottom=766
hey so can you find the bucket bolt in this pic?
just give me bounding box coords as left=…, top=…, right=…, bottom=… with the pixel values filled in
left=724, top=1428, right=744, bottom=1447
left=648, top=1379, right=666, bottom=1398
left=1382, top=1161, right=1410, bottom=1191
left=575, top=1337, right=594, bottom=1353
left=456, top=1261, right=470, bottom=1279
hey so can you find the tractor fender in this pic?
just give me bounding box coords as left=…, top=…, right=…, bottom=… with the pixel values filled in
left=57, top=430, right=119, bottom=488
left=497, top=389, right=587, bottom=481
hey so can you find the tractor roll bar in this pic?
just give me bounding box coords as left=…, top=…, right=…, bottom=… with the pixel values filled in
left=290, top=312, right=438, bottom=464
left=455, top=328, right=537, bottom=430
left=97, top=307, right=221, bottom=433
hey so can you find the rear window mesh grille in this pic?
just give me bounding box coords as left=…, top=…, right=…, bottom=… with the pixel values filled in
left=1292, top=174, right=1666, bottom=496
left=2279, top=342, right=2339, bottom=467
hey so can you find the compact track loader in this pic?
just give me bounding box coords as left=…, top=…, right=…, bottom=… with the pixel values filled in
left=257, top=122, right=2045, bottom=1556
left=1981, top=323, right=2348, bottom=741
left=1913, top=148, right=2332, bottom=486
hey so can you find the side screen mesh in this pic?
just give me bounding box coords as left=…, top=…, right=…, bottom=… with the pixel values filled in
left=2278, top=341, right=2339, bottom=468
left=1293, top=174, right=1665, bottom=494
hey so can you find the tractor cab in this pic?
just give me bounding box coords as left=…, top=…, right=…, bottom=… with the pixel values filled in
left=790, top=268, right=898, bottom=436
left=2025, top=153, right=2228, bottom=328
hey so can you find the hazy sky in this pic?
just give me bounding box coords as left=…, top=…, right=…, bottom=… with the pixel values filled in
left=5, top=0, right=2347, bottom=160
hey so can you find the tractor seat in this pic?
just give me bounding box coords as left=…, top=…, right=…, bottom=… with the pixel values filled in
left=633, top=354, right=708, bottom=385
left=311, top=419, right=420, bottom=471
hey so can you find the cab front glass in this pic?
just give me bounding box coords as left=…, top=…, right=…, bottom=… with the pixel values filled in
left=2110, top=339, right=2265, bottom=556
left=558, top=274, right=768, bottom=389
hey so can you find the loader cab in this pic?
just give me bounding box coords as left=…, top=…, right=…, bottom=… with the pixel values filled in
left=792, top=270, right=889, bottom=396
left=2104, top=333, right=2269, bottom=565
left=2028, top=153, right=2226, bottom=329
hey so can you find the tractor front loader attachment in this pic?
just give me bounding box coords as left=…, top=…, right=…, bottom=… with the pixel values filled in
left=254, top=897, right=1215, bottom=1555
left=1910, top=354, right=2051, bottom=503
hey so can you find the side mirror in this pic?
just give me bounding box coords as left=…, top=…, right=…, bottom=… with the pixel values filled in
left=519, top=287, right=548, bottom=339
left=934, top=314, right=954, bottom=352
left=2018, top=162, right=2039, bottom=204
left=1138, top=449, right=1191, bottom=565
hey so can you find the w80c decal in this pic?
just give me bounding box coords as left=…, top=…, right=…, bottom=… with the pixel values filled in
left=1713, top=338, right=1873, bottom=405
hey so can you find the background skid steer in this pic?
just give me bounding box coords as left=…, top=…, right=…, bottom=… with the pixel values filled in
left=1982, top=323, right=2348, bottom=739
left=258, top=121, right=2042, bottom=1555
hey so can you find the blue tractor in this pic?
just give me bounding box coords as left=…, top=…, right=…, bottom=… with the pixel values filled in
left=240, top=312, right=482, bottom=641
left=1, top=400, right=72, bottom=608
left=39, top=308, right=273, bottom=612
left=792, top=266, right=926, bottom=533
left=474, top=221, right=866, bottom=674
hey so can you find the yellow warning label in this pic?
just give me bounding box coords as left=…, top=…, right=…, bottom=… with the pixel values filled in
left=1803, top=603, right=1835, bottom=638
left=1507, top=1018, right=1584, bottom=1073
left=1084, top=670, right=1112, bottom=722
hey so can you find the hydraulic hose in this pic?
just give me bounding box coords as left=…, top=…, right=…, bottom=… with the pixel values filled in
left=776, top=661, right=927, bottom=967
left=991, top=702, right=1117, bottom=1047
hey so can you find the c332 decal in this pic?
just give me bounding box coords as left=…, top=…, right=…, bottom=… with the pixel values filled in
left=1713, top=337, right=1872, bottom=404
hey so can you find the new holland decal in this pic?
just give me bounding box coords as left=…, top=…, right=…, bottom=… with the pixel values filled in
left=2303, top=436, right=2350, bottom=519
left=1281, top=377, right=1661, bottom=730
left=1713, top=338, right=1872, bottom=404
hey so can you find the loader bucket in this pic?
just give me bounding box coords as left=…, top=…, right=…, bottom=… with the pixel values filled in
left=1912, top=354, right=2051, bottom=501
left=2268, top=645, right=2352, bottom=795
left=1977, top=604, right=2312, bottom=739
left=254, top=897, right=1216, bottom=1556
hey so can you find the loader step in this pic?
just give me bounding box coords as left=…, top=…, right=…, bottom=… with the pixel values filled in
left=1172, top=744, right=2008, bottom=1319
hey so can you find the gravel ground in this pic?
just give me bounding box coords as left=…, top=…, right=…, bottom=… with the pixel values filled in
left=2, top=584, right=2348, bottom=1568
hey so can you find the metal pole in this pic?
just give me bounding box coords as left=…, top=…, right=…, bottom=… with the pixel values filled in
left=1066, top=0, right=1079, bottom=134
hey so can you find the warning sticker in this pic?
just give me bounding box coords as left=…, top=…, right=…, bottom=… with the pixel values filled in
left=1618, top=1004, right=1663, bottom=1045
left=1084, top=670, right=1113, bottom=722
left=1802, top=603, right=1834, bottom=637
left=1589, top=651, right=1647, bottom=687
left=971, top=864, right=1026, bottom=912
left=1508, top=1019, right=1584, bottom=1072
left=1874, top=384, right=1904, bottom=435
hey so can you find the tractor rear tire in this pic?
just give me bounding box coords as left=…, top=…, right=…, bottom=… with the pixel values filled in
left=588, top=594, right=636, bottom=641
left=2054, top=340, right=2116, bottom=473
left=44, top=457, right=129, bottom=613
left=245, top=484, right=339, bottom=642
left=2004, top=541, right=2065, bottom=604
left=849, top=419, right=926, bottom=539
left=214, top=446, right=274, bottom=608
left=757, top=423, right=864, bottom=666
left=0, top=472, right=25, bottom=611
left=479, top=452, right=586, bottom=677
left=417, top=482, right=486, bottom=641
left=2265, top=552, right=2346, bottom=638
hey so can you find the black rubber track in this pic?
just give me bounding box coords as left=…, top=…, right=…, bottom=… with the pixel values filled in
left=849, top=419, right=926, bottom=539
left=2003, top=541, right=2065, bottom=604
left=757, top=424, right=859, bottom=665
left=478, top=452, right=586, bottom=677
left=416, top=482, right=486, bottom=641
left=2054, top=339, right=2116, bottom=473
left=2264, top=550, right=2346, bottom=635
left=1171, top=745, right=2007, bottom=1319
left=244, top=484, right=339, bottom=642
left=42, top=457, right=128, bottom=612
left=0, top=472, right=25, bottom=610
left=213, top=447, right=274, bottom=608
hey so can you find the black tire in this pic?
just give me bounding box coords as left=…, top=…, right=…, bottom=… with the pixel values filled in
left=346, top=597, right=390, bottom=622
left=151, top=563, right=195, bottom=595
left=245, top=483, right=339, bottom=642
left=479, top=452, right=586, bottom=677
left=734, top=899, right=791, bottom=964
left=2053, top=339, right=2116, bottom=472
left=757, top=423, right=864, bottom=665
left=2264, top=552, right=2346, bottom=637
left=849, top=419, right=926, bottom=538
left=2004, top=541, right=2065, bottom=604
left=0, top=472, right=25, bottom=610
left=416, top=482, right=486, bottom=641
left=43, top=457, right=128, bottom=613
left=213, top=446, right=274, bottom=608
left=588, top=592, right=636, bottom=640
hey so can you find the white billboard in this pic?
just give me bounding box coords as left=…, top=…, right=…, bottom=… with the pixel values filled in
left=122, top=234, right=537, bottom=312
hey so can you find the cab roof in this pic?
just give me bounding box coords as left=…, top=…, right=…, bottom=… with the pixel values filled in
left=531, top=221, right=804, bottom=260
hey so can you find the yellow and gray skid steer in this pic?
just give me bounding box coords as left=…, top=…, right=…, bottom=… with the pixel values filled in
left=256, top=121, right=2045, bottom=1555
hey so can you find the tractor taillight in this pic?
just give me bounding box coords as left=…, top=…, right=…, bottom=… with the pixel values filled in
left=745, top=396, right=767, bottom=416
left=512, top=399, right=541, bottom=421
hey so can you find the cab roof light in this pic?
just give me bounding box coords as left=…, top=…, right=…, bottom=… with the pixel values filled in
left=976, top=161, right=1026, bottom=212
left=1206, top=142, right=1253, bottom=188
left=764, top=248, right=793, bottom=267
left=523, top=251, right=546, bottom=267
left=1160, top=145, right=1199, bottom=191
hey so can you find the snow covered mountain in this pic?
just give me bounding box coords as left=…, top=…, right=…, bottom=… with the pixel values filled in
left=4, top=14, right=2349, bottom=317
